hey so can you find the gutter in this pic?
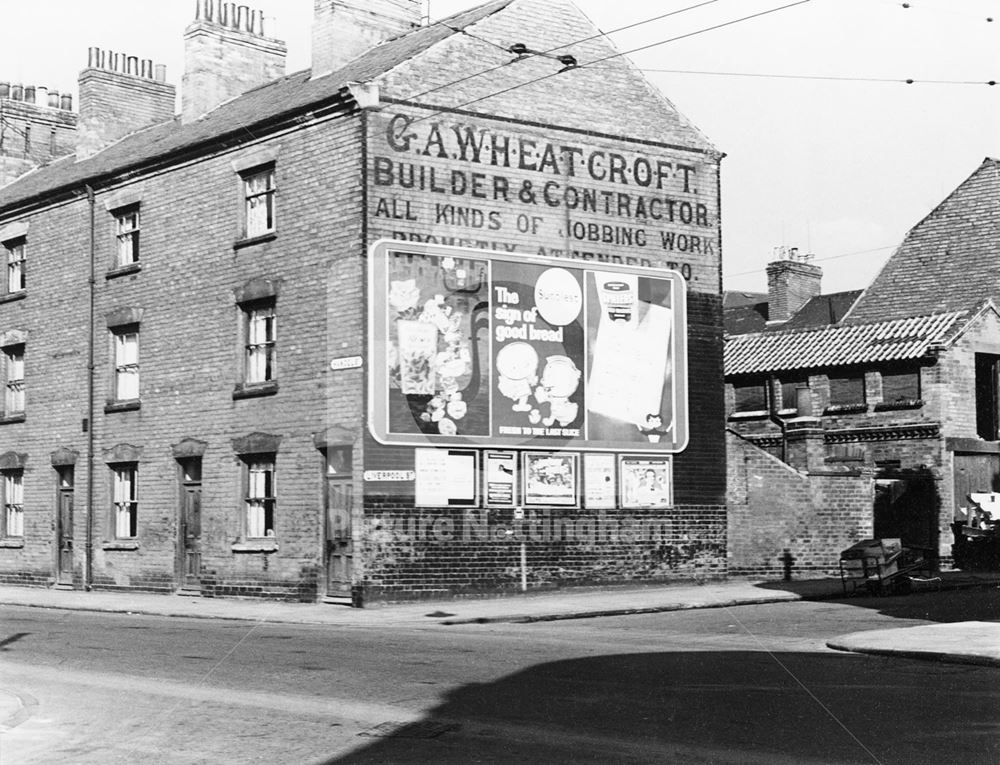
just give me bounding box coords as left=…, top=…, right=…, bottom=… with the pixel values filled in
left=85, top=184, right=96, bottom=590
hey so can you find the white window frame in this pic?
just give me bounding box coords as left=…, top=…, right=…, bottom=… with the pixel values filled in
left=245, top=304, right=276, bottom=384
left=112, top=464, right=138, bottom=539
left=245, top=457, right=275, bottom=538
left=243, top=166, right=276, bottom=238
left=113, top=329, right=140, bottom=401
left=3, top=470, right=23, bottom=538
left=115, top=206, right=140, bottom=267
left=4, top=345, right=24, bottom=415
left=5, top=239, right=25, bottom=294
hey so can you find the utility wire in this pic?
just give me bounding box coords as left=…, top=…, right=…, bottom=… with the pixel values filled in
left=642, top=67, right=1000, bottom=86
left=405, top=0, right=815, bottom=125
left=726, top=245, right=896, bottom=279
left=405, top=0, right=724, bottom=102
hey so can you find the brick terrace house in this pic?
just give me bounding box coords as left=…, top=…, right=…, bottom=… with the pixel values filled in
left=0, top=0, right=727, bottom=603
left=725, top=159, right=1000, bottom=577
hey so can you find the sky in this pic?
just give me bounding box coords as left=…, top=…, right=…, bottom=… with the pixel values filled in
left=1, top=0, right=998, bottom=295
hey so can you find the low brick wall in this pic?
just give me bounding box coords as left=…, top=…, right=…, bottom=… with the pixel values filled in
left=727, top=431, right=874, bottom=578
left=360, top=504, right=727, bottom=603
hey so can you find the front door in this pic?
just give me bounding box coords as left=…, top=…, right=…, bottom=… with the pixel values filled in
left=178, top=459, right=202, bottom=590
left=326, top=479, right=354, bottom=599
left=56, top=467, right=74, bottom=585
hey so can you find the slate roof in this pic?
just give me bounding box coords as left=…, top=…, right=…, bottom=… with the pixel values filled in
left=724, top=301, right=768, bottom=335
left=846, top=157, right=1000, bottom=324
left=725, top=311, right=966, bottom=376
left=0, top=0, right=515, bottom=213
left=781, top=290, right=862, bottom=330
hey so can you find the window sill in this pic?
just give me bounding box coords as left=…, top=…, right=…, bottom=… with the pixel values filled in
left=0, top=291, right=26, bottom=305
left=232, top=541, right=278, bottom=554
left=0, top=538, right=24, bottom=548
left=106, top=263, right=141, bottom=280
left=105, top=399, right=141, bottom=414
left=233, top=381, right=279, bottom=400
left=874, top=399, right=924, bottom=412
left=728, top=410, right=769, bottom=421
left=233, top=231, right=277, bottom=250
left=102, top=540, right=139, bottom=551
left=823, top=403, right=868, bottom=416
left=0, top=413, right=25, bottom=425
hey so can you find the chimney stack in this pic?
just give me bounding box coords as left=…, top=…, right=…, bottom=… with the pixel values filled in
left=766, top=247, right=822, bottom=324
left=182, top=0, right=287, bottom=123
left=77, top=48, right=176, bottom=159
left=311, top=0, right=421, bottom=80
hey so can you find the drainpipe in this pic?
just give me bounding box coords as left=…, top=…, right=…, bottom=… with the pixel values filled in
left=85, top=184, right=96, bottom=590
left=766, top=375, right=788, bottom=464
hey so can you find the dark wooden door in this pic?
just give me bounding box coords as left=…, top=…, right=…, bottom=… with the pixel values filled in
left=180, top=486, right=202, bottom=587
left=953, top=453, right=1000, bottom=520
left=326, top=480, right=353, bottom=599
left=57, top=490, right=74, bottom=583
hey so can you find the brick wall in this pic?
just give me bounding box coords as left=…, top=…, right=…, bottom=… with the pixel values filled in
left=727, top=431, right=874, bottom=577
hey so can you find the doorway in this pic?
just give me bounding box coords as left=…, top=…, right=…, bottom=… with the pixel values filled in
left=324, top=447, right=354, bottom=602
left=55, top=466, right=74, bottom=585
left=177, top=457, right=202, bottom=590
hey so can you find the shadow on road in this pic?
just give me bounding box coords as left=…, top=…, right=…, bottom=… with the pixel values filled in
left=322, top=650, right=999, bottom=764
left=752, top=580, right=1000, bottom=623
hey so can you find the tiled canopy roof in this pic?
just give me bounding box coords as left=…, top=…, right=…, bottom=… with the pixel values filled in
left=725, top=311, right=966, bottom=376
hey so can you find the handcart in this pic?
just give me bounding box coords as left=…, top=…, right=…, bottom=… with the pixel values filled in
left=839, top=538, right=936, bottom=596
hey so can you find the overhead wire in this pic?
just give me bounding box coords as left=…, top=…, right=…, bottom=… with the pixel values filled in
left=404, top=0, right=816, bottom=124
left=404, top=0, right=725, bottom=103
left=640, top=68, right=1000, bottom=86
left=725, top=245, right=897, bottom=279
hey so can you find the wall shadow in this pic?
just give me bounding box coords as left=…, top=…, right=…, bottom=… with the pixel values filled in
left=323, top=650, right=999, bottom=764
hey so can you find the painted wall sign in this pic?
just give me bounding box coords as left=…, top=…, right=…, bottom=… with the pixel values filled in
left=363, top=470, right=415, bottom=482
left=330, top=355, right=364, bottom=371
left=366, top=108, right=720, bottom=294
left=368, top=240, right=688, bottom=453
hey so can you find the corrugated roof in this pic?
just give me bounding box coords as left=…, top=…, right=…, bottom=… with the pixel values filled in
left=725, top=311, right=966, bottom=376
left=0, top=0, right=515, bottom=212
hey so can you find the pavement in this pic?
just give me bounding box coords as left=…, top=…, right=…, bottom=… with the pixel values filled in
left=0, top=572, right=998, bottom=666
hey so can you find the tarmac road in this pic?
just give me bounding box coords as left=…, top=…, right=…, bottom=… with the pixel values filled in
left=1, top=589, right=998, bottom=764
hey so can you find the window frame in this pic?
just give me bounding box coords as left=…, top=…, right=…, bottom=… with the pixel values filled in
left=242, top=165, right=276, bottom=239
left=244, top=456, right=276, bottom=539
left=111, top=463, right=138, bottom=539
left=113, top=205, right=141, bottom=268
left=826, top=370, right=867, bottom=414
left=112, top=327, right=140, bottom=404
left=2, top=469, right=23, bottom=538
left=731, top=377, right=768, bottom=416
left=245, top=303, right=276, bottom=385
left=4, top=237, right=26, bottom=296
left=3, top=344, right=24, bottom=417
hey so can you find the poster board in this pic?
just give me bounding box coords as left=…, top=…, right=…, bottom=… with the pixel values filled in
left=414, top=448, right=478, bottom=507
left=368, top=241, right=688, bottom=453
left=522, top=452, right=580, bottom=508
left=618, top=455, right=673, bottom=509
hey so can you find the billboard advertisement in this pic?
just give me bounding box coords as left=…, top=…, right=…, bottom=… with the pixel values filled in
left=368, top=240, right=687, bottom=453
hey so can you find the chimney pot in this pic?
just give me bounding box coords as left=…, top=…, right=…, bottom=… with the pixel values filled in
left=36, top=86, right=47, bottom=106
left=24, top=86, right=36, bottom=103
left=11, top=84, right=23, bottom=101
left=0, top=82, right=9, bottom=98
left=128, top=56, right=140, bottom=76
left=154, top=64, right=167, bottom=82
left=48, top=90, right=60, bottom=108
left=60, top=94, right=72, bottom=111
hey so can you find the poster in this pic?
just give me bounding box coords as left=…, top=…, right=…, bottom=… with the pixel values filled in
left=491, top=261, right=586, bottom=440
left=369, top=241, right=688, bottom=453
left=484, top=450, right=517, bottom=507
left=414, top=448, right=478, bottom=507
left=584, top=453, right=617, bottom=509
left=523, top=452, right=579, bottom=507
left=619, top=456, right=672, bottom=509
